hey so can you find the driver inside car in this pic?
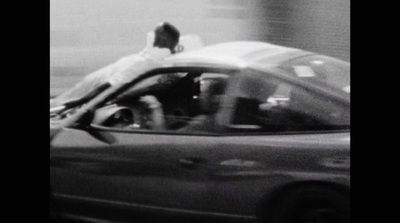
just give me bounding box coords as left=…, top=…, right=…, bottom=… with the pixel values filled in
left=92, top=95, right=165, bottom=130
left=177, top=79, right=226, bottom=133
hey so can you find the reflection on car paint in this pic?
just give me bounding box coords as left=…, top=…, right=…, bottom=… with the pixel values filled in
left=219, top=159, right=259, bottom=167
left=321, top=157, right=350, bottom=170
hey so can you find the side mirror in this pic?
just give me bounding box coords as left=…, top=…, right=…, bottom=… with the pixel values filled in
left=79, top=106, right=117, bottom=144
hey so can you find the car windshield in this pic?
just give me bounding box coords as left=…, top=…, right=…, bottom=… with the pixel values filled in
left=50, top=68, right=115, bottom=108
left=279, top=55, right=350, bottom=94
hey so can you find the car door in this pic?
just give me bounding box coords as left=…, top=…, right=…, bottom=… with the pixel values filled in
left=50, top=67, right=243, bottom=221
left=51, top=131, right=223, bottom=215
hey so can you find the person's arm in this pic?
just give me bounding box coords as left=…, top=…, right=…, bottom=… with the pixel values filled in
left=63, top=82, right=111, bottom=108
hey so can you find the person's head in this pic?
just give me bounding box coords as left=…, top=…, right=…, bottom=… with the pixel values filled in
left=153, top=22, right=180, bottom=53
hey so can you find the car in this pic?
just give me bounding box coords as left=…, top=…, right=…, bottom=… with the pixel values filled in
left=50, top=41, right=350, bottom=223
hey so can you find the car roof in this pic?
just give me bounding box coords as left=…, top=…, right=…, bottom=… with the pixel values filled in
left=166, top=41, right=314, bottom=69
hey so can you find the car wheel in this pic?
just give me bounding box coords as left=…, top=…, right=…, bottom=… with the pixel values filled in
left=268, top=186, right=349, bottom=223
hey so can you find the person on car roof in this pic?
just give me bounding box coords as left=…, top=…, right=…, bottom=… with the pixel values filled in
left=50, top=22, right=180, bottom=109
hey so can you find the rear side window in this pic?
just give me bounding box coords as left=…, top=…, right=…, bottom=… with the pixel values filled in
left=279, top=55, right=350, bottom=94
left=230, top=75, right=349, bottom=133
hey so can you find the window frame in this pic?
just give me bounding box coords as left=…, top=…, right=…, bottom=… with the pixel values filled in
left=88, top=66, right=243, bottom=136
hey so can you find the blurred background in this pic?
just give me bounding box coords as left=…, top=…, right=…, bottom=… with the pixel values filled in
left=50, top=0, right=350, bottom=97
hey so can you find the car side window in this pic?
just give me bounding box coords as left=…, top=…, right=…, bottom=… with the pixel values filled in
left=229, top=75, right=350, bottom=133
left=176, top=75, right=228, bottom=133
left=90, top=71, right=232, bottom=134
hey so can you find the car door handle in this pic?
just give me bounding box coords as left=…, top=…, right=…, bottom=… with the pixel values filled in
left=179, top=157, right=205, bottom=169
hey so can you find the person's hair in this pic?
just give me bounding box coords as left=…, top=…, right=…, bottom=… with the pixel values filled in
left=153, top=22, right=180, bottom=52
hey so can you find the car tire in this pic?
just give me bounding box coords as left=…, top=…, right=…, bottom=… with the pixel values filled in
left=268, top=186, right=349, bottom=223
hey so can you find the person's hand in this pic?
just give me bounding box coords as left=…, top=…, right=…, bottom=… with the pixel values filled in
left=140, top=95, right=162, bottom=110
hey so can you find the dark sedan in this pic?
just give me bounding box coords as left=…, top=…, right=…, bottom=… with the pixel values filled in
left=50, top=41, right=350, bottom=223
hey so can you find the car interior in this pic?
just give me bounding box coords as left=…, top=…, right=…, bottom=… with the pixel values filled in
left=91, top=71, right=230, bottom=133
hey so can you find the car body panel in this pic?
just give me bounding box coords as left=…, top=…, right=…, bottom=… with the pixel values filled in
left=51, top=129, right=349, bottom=218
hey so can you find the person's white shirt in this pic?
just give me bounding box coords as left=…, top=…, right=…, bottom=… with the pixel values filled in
left=107, top=31, right=171, bottom=86
left=107, top=46, right=171, bottom=86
